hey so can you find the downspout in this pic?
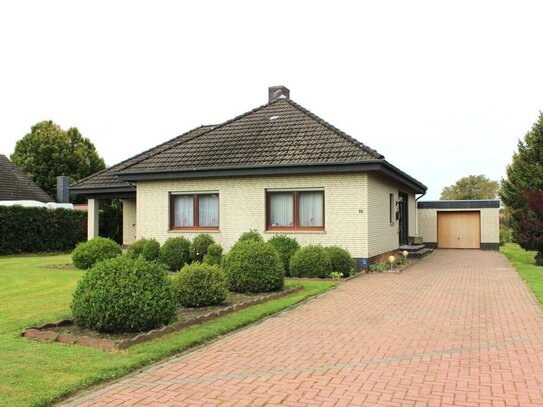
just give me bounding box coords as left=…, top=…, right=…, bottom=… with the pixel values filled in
left=415, top=191, right=426, bottom=238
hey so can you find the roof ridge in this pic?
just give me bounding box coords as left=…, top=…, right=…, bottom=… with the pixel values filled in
left=74, top=124, right=215, bottom=186
left=285, top=99, right=384, bottom=159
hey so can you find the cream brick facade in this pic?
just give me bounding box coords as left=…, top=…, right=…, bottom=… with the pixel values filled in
left=366, top=174, right=417, bottom=257
left=418, top=206, right=499, bottom=245
left=135, top=173, right=419, bottom=259
left=121, top=198, right=137, bottom=245
left=137, top=174, right=368, bottom=257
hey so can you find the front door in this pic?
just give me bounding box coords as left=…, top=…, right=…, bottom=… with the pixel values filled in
left=398, top=192, right=409, bottom=246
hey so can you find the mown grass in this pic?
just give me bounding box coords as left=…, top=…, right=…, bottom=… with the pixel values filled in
left=501, top=243, right=543, bottom=304
left=0, top=254, right=337, bottom=407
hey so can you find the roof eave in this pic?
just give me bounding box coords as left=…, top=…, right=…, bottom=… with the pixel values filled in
left=69, top=185, right=136, bottom=197
left=115, top=160, right=427, bottom=193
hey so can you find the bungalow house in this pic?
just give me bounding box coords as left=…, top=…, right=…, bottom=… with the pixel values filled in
left=71, top=86, right=427, bottom=265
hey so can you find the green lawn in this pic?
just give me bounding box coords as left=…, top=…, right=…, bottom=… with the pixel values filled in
left=501, top=243, right=543, bottom=304
left=0, top=254, right=336, bottom=407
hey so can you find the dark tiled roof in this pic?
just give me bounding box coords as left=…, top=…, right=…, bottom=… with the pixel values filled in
left=71, top=125, right=215, bottom=190
left=72, top=96, right=427, bottom=194
left=119, top=98, right=383, bottom=174
left=0, top=155, right=53, bottom=202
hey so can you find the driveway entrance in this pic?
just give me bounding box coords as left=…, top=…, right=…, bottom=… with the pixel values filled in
left=63, top=250, right=543, bottom=406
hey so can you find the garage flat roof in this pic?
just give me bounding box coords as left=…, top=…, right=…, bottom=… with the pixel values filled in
left=418, top=200, right=500, bottom=209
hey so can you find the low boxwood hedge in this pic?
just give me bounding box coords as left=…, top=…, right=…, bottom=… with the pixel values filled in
left=268, top=235, right=300, bottom=276
left=159, top=236, right=191, bottom=271
left=172, top=263, right=228, bottom=307
left=289, top=244, right=332, bottom=278
left=324, top=246, right=354, bottom=277
left=71, top=237, right=122, bottom=270
left=71, top=256, right=177, bottom=333
left=223, top=240, right=284, bottom=293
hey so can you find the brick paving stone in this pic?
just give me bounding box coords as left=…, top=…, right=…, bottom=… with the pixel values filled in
left=61, top=250, right=543, bottom=406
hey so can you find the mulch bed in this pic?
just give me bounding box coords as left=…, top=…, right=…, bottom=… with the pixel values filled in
left=22, top=286, right=303, bottom=351
left=378, top=258, right=418, bottom=274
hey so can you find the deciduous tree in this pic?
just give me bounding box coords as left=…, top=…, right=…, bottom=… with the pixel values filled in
left=440, top=175, right=498, bottom=200
left=10, top=120, right=105, bottom=199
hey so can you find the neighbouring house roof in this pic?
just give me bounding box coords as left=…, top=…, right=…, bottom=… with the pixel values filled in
left=0, top=154, right=54, bottom=202
left=72, top=93, right=427, bottom=195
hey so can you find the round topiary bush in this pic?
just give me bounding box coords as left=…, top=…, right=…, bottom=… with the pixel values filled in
left=268, top=235, right=300, bottom=277
left=236, top=230, right=263, bottom=244
left=142, top=238, right=160, bottom=262
left=223, top=240, right=284, bottom=293
left=324, top=246, right=354, bottom=277
left=190, top=234, right=215, bottom=263
left=71, top=256, right=177, bottom=333
left=125, top=238, right=148, bottom=259
left=289, top=245, right=332, bottom=278
left=172, top=263, right=228, bottom=307
left=203, top=243, right=223, bottom=266
left=158, top=236, right=191, bottom=271
left=71, top=237, right=122, bottom=269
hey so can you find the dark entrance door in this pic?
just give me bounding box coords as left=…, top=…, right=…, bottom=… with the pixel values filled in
left=398, top=191, right=409, bottom=246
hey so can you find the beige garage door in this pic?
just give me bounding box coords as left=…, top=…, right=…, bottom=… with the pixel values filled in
left=437, top=211, right=481, bottom=249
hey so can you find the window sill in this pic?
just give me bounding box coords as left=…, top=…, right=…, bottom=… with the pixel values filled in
left=169, top=228, right=220, bottom=233
left=264, top=229, right=326, bottom=234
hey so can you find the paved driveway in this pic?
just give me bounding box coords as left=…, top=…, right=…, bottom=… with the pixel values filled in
left=63, top=250, right=543, bottom=406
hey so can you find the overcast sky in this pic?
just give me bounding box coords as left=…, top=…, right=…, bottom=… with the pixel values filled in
left=1, top=1, right=542, bottom=199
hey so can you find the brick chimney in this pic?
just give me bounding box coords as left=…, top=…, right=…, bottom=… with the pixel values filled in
left=268, top=85, right=290, bottom=103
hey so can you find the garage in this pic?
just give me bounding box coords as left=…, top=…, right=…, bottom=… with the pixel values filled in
left=437, top=211, right=480, bottom=249
left=417, top=200, right=499, bottom=250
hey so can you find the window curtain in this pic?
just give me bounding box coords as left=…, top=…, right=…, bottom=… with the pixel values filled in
left=269, top=192, right=293, bottom=226
left=174, top=195, right=194, bottom=227
left=299, top=191, right=323, bottom=226
left=199, top=194, right=219, bottom=227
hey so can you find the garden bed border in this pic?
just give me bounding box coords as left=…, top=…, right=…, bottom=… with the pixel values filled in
left=22, top=285, right=303, bottom=351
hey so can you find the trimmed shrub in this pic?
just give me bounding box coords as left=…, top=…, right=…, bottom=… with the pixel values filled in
left=142, top=238, right=160, bottom=261
left=172, top=263, right=228, bottom=307
left=268, top=235, right=300, bottom=276
left=190, top=234, right=215, bottom=262
left=223, top=240, right=284, bottom=293
left=289, top=245, right=332, bottom=278
left=324, top=246, right=354, bottom=277
left=71, top=256, right=177, bottom=333
left=72, top=237, right=122, bottom=269
left=159, top=236, right=191, bottom=271
left=125, top=238, right=148, bottom=259
left=236, top=230, right=263, bottom=244
left=203, top=243, right=223, bottom=266
left=0, top=206, right=86, bottom=255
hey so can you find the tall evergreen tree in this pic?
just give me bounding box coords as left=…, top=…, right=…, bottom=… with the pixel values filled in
left=501, top=112, right=543, bottom=265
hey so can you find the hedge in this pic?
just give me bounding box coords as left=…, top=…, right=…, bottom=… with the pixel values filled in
left=0, top=206, right=86, bottom=255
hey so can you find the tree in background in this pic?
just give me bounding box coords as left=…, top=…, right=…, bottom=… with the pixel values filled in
left=440, top=175, right=499, bottom=200
left=10, top=120, right=105, bottom=199
left=501, top=112, right=543, bottom=265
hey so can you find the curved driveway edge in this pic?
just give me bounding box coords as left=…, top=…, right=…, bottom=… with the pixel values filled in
left=61, top=250, right=543, bottom=406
